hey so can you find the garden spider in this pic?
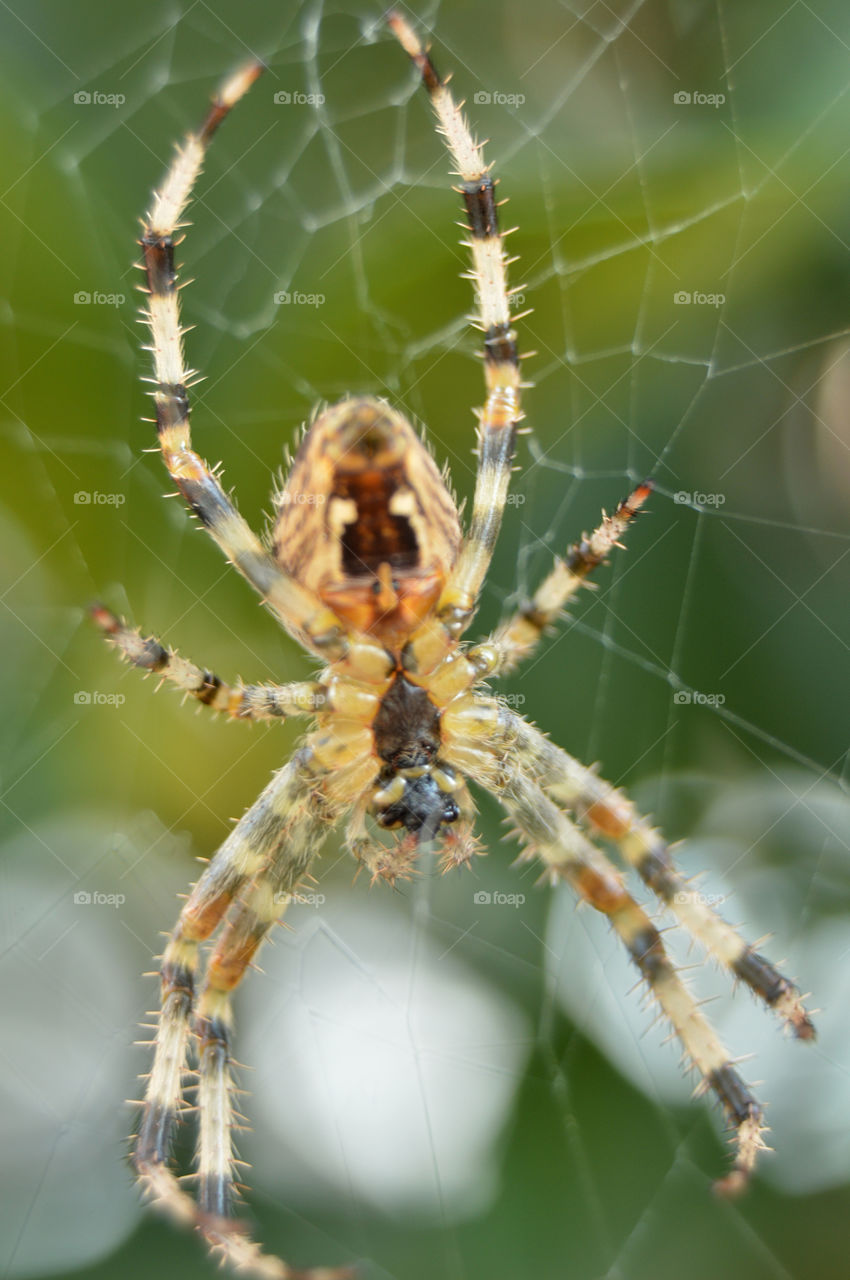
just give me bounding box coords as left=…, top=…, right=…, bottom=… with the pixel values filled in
left=93, top=13, right=815, bottom=1279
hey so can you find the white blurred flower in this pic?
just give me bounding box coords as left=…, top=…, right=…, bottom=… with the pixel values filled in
left=243, top=895, right=534, bottom=1218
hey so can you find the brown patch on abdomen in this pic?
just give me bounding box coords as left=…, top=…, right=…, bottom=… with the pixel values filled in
left=335, top=464, right=419, bottom=576
left=274, top=397, right=461, bottom=649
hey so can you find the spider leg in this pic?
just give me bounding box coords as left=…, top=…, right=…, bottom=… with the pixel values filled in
left=91, top=605, right=325, bottom=721
left=412, top=484, right=654, bottom=708
left=135, top=756, right=326, bottom=1227
left=140, top=64, right=344, bottom=657
left=390, top=14, right=523, bottom=668
left=192, top=799, right=352, bottom=1278
left=447, top=721, right=769, bottom=1192
left=492, top=705, right=815, bottom=1039
left=139, top=731, right=374, bottom=1277
left=484, top=482, right=652, bottom=674
left=190, top=744, right=372, bottom=1279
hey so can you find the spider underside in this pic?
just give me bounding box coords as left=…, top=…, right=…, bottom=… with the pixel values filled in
left=93, top=14, right=815, bottom=1280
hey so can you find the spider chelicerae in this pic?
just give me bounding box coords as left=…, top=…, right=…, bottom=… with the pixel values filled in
left=92, top=13, right=815, bottom=1279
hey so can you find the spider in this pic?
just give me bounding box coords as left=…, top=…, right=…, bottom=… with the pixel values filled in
left=92, top=13, right=815, bottom=1279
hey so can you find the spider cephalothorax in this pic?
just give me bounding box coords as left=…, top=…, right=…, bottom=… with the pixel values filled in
left=92, top=14, right=814, bottom=1280
left=371, top=673, right=462, bottom=838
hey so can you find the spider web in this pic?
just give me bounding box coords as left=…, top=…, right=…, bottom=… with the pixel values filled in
left=1, top=2, right=849, bottom=1279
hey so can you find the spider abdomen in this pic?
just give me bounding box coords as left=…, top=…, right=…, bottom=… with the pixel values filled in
left=273, top=397, right=461, bottom=647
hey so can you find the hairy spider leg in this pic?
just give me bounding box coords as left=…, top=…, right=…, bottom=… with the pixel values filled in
left=140, top=63, right=345, bottom=656
left=92, top=605, right=326, bottom=721
left=497, top=706, right=815, bottom=1038
left=389, top=13, right=525, bottom=673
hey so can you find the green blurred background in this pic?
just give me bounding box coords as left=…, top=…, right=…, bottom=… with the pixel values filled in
left=1, top=1, right=849, bottom=1278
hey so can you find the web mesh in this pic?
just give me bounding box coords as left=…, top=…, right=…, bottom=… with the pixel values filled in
left=1, top=2, right=849, bottom=1279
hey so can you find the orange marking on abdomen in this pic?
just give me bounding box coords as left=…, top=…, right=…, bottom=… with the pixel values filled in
left=335, top=464, right=418, bottom=574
